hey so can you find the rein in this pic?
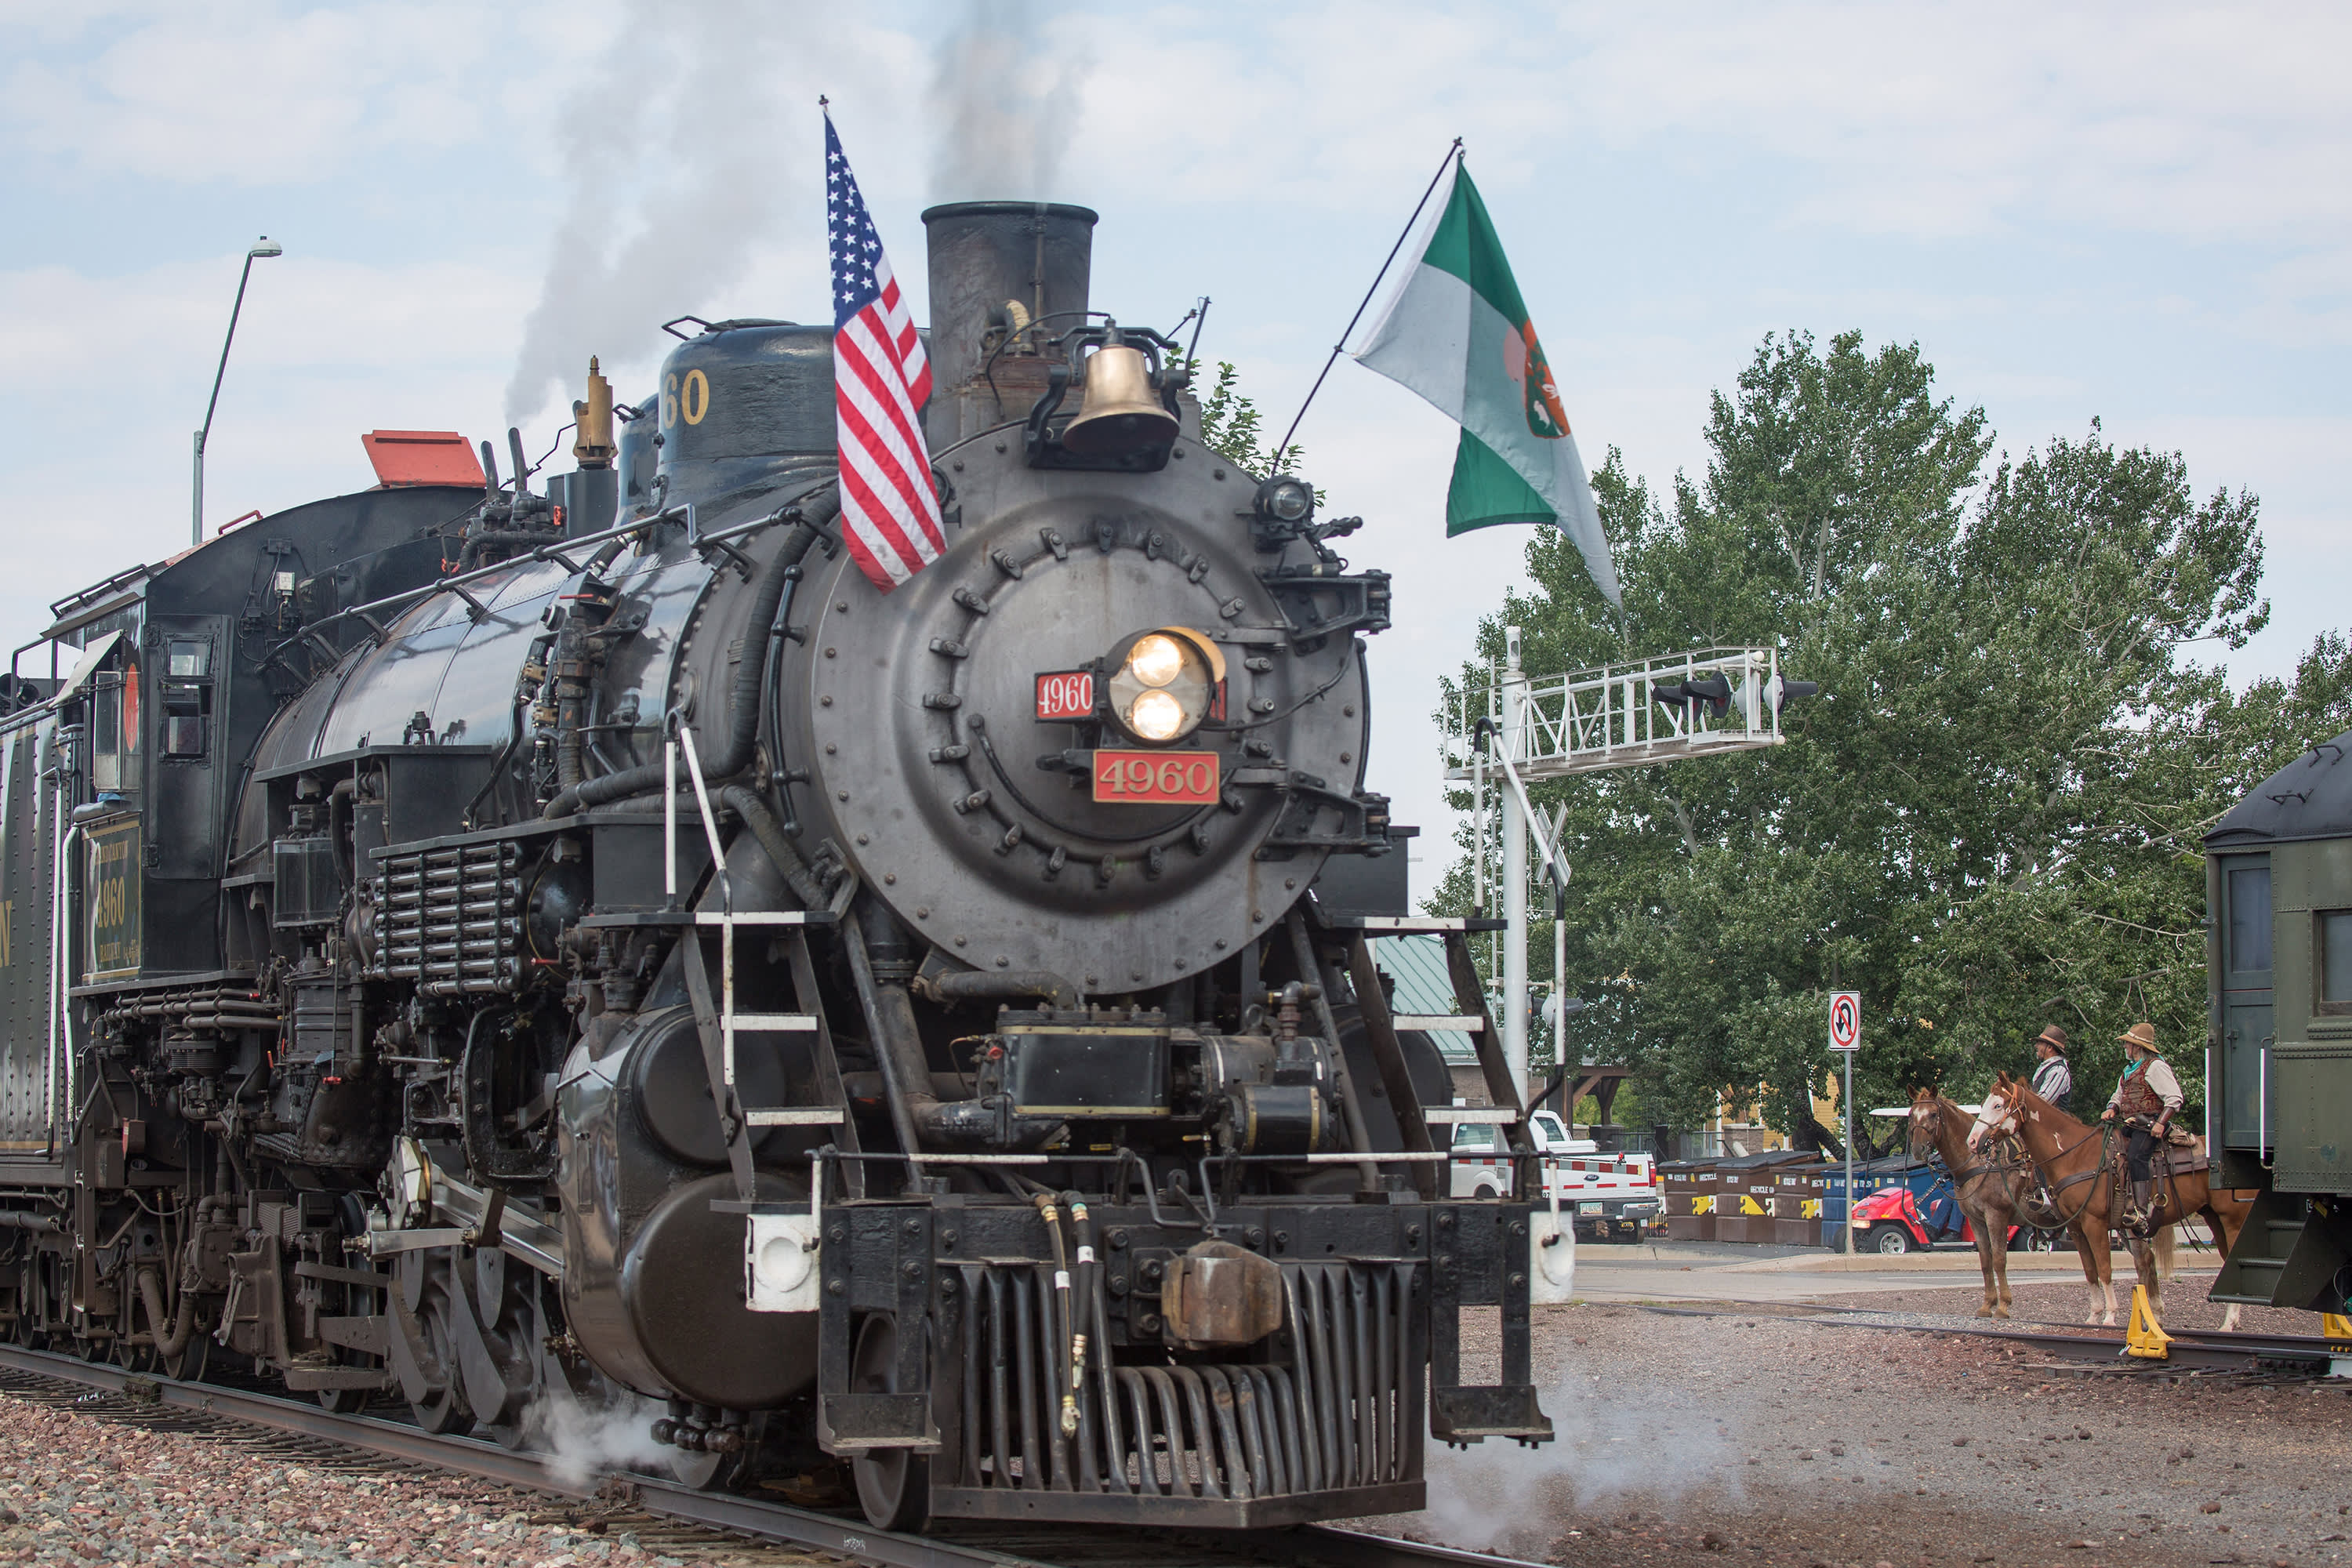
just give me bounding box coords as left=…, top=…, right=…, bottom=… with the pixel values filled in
left=2015, top=1118, right=2114, bottom=1232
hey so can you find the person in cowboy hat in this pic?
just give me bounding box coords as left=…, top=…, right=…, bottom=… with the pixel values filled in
left=2029, top=1025, right=2073, bottom=1113
left=2100, top=1021, right=2183, bottom=1233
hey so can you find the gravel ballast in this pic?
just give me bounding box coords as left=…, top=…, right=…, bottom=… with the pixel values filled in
left=1368, top=1287, right=2352, bottom=1568
left=0, top=1395, right=761, bottom=1567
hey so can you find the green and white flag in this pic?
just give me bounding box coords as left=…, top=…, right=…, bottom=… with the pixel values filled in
left=1352, top=159, right=1621, bottom=606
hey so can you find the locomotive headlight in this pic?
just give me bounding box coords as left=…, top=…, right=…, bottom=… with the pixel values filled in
left=1106, top=626, right=1225, bottom=746
left=1127, top=633, right=1186, bottom=689
left=1254, top=475, right=1314, bottom=525
left=1128, top=688, right=1187, bottom=741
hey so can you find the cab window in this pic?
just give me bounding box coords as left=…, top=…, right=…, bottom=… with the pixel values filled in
left=90, top=662, right=141, bottom=794
left=161, top=637, right=212, bottom=758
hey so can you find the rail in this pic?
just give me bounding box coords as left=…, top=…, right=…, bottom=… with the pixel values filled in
left=0, top=1341, right=1548, bottom=1568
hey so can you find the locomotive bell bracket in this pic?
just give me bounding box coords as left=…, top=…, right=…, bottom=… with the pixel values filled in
left=1021, top=323, right=1183, bottom=474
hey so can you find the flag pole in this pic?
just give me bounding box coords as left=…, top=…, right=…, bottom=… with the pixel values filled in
left=1272, top=136, right=1464, bottom=471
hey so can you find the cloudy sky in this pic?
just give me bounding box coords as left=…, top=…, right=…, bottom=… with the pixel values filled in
left=4, top=0, right=2345, bottom=897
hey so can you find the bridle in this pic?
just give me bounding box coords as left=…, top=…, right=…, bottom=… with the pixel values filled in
left=1966, top=1089, right=2016, bottom=1152
left=1970, top=1080, right=2114, bottom=1230
left=1921, top=1097, right=2024, bottom=1186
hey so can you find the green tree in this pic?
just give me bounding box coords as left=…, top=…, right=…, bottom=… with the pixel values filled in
left=1435, top=329, right=2350, bottom=1131
left=1191, top=361, right=1305, bottom=477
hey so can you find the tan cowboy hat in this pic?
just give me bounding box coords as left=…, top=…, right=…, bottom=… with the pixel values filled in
left=2034, top=1025, right=2069, bottom=1056
left=2117, top=1021, right=2159, bottom=1054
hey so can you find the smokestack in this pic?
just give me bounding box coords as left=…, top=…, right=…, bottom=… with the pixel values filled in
left=920, top=201, right=1098, bottom=445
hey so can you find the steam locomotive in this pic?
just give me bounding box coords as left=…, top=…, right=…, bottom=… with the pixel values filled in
left=0, top=201, right=1555, bottom=1530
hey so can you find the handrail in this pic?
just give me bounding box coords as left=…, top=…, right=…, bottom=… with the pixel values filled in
left=270, top=492, right=808, bottom=670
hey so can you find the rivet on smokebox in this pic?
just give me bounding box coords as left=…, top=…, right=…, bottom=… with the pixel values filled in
left=884, top=873, right=896, bottom=885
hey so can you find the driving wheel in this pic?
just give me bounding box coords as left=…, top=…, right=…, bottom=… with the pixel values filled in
left=399, top=1251, right=474, bottom=1435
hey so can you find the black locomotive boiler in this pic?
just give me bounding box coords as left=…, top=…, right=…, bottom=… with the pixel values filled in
left=0, top=201, right=1556, bottom=1529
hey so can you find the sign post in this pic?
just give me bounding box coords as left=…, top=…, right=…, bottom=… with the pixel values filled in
left=1828, top=990, right=1861, bottom=1255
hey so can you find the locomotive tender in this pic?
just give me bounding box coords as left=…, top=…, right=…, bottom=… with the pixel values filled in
left=0, top=201, right=1556, bottom=1530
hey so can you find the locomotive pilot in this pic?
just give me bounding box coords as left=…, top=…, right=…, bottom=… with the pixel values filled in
left=2099, top=1021, right=2182, bottom=1233
left=2029, top=1025, right=2072, bottom=1113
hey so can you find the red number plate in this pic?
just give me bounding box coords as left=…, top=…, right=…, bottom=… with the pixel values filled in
left=1035, top=670, right=1095, bottom=721
left=1092, top=750, right=1221, bottom=805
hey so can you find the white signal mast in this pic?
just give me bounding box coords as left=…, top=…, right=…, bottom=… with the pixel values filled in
left=1444, top=628, right=1809, bottom=1105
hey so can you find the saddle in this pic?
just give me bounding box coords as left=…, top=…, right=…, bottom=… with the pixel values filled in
left=2129, top=1119, right=2207, bottom=1174
left=2158, top=1134, right=2209, bottom=1178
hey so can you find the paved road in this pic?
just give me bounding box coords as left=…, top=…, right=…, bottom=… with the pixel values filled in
left=1568, top=1237, right=2217, bottom=1304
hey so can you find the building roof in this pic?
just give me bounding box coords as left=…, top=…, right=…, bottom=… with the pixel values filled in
left=2208, top=731, right=2352, bottom=849
left=1371, top=934, right=1479, bottom=1065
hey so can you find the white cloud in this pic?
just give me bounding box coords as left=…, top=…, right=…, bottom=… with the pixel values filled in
left=1567, top=3, right=2352, bottom=241
left=0, top=2, right=536, bottom=184
left=0, top=246, right=532, bottom=646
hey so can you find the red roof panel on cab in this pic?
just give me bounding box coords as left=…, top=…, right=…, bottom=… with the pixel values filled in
left=361, top=430, right=485, bottom=489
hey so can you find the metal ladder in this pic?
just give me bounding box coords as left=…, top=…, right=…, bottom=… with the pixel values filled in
left=668, top=723, right=853, bottom=1202
left=1299, top=909, right=1526, bottom=1200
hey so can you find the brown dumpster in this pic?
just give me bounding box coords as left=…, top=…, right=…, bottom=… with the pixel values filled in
left=1666, top=1162, right=1717, bottom=1241
left=1773, top=1164, right=1827, bottom=1247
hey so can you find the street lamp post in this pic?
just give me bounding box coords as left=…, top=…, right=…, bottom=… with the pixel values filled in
left=191, top=237, right=283, bottom=548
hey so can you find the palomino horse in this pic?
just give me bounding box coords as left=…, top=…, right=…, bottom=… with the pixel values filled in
left=1970, top=1071, right=2248, bottom=1328
left=1906, top=1089, right=2090, bottom=1319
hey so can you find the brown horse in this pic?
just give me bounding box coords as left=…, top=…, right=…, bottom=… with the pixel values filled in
left=1969, top=1070, right=2248, bottom=1328
left=1906, top=1089, right=2089, bottom=1319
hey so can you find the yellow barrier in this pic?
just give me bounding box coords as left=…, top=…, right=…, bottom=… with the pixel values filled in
left=2125, top=1286, right=2172, bottom=1360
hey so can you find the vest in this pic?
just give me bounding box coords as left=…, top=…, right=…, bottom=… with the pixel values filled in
left=2116, top=1060, right=2164, bottom=1117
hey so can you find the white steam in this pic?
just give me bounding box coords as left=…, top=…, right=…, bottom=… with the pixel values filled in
left=1415, top=1367, right=1747, bottom=1555
left=503, top=0, right=823, bottom=423
left=527, top=1389, right=673, bottom=1490
left=927, top=0, right=1090, bottom=201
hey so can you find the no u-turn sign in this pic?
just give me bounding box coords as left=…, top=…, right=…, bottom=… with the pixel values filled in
left=1828, top=991, right=1861, bottom=1052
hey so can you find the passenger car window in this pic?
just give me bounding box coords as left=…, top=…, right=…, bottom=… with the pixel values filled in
left=2320, top=910, right=2352, bottom=1014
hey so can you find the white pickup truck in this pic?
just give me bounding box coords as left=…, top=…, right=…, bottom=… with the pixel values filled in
left=1445, top=1110, right=1663, bottom=1241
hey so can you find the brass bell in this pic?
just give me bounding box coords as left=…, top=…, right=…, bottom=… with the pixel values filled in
left=1062, top=343, right=1178, bottom=456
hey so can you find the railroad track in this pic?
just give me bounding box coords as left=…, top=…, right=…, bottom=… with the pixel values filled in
left=0, top=1342, right=1533, bottom=1568
left=1640, top=1299, right=2352, bottom=1378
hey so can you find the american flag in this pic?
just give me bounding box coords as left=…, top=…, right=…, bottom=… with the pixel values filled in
left=826, top=114, right=944, bottom=592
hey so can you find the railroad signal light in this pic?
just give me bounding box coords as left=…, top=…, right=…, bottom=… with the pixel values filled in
left=1769, top=675, right=1819, bottom=712
left=1657, top=674, right=1732, bottom=717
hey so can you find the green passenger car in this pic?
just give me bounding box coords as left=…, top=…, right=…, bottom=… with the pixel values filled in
left=2205, top=733, right=2352, bottom=1315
